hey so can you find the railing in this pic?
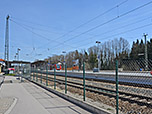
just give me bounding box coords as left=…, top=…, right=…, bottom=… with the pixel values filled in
left=29, top=59, right=152, bottom=114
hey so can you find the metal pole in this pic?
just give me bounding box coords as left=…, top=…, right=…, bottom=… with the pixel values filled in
left=33, top=68, right=35, bottom=81
left=116, top=60, right=119, bottom=114
left=98, top=43, right=100, bottom=70
left=65, top=64, right=67, bottom=94
left=41, top=68, right=42, bottom=84
left=144, top=33, right=148, bottom=70
left=83, top=62, right=85, bottom=101
left=96, top=41, right=101, bottom=71
left=30, top=70, right=31, bottom=80
left=54, top=68, right=56, bottom=89
left=36, top=68, right=38, bottom=82
left=46, top=66, right=48, bottom=86
left=30, top=67, right=31, bottom=80
left=29, top=66, right=31, bottom=81
left=4, top=15, right=9, bottom=69
left=32, top=67, right=33, bottom=80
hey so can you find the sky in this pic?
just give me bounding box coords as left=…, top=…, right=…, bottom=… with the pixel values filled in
left=0, top=0, right=152, bottom=62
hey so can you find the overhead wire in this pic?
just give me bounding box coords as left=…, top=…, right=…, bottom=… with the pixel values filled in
left=10, top=19, right=77, bottom=49
left=34, top=0, right=129, bottom=49
left=55, top=0, right=129, bottom=41
left=66, top=15, right=152, bottom=46
left=9, top=19, right=97, bottom=49
left=10, top=1, right=152, bottom=60
left=74, top=23, right=152, bottom=49
left=50, top=1, right=152, bottom=50
left=56, top=22, right=152, bottom=53
left=11, top=17, right=100, bottom=38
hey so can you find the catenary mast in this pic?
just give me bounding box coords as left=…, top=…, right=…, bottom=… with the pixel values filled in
left=4, top=15, right=10, bottom=68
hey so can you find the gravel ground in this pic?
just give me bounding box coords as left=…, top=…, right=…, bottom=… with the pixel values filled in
left=0, top=97, right=15, bottom=114
left=56, top=76, right=152, bottom=98
left=58, top=85, right=152, bottom=114
left=34, top=74, right=152, bottom=114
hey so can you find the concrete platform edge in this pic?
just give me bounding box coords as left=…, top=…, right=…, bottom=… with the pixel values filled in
left=29, top=79, right=110, bottom=114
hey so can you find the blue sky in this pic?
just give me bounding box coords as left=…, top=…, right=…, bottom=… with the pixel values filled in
left=0, top=0, right=152, bottom=62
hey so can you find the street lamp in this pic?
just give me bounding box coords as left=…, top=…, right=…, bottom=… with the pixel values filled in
left=17, top=48, right=21, bottom=61
left=96, top=41, right=101, bottom=71
left=143, top=33, right=148, bottom=70
left=14, top=55, right=17, bottom=60
left=62, top=51, right=66, bottom=69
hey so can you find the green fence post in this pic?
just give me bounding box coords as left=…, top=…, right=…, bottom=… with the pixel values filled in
left=54, top=68, right=56, bottom=89
left=36, top=68, right=38, bottom=82
left=32, top=68, right=34, bottom=79
left=30, top=68, right=31, bottom=81
left=65, top=64, right=67, bottom=94
left=83, top=62, right=85, bottom=101
left=33, top=68, right=35, bottom=81
left=31, top=68, right=33, bottom=80
left=41, top=69, right=42, bottom=84
left=46, top=66, right=48, bottom=86
left=116, top=60, right=119, bottom=114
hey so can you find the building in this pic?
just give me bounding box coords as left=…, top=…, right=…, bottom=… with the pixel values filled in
left=0, top=59, right=5, bottom=73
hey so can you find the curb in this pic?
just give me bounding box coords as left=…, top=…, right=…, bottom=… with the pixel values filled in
left=30, top=80, right=111, bottom=114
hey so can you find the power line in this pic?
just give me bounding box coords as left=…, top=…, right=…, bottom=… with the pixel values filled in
left=10, top=19, right=76, bottom=49
left=76, top=23, right=152, bottom=49
left=50, top=1, right=152, bottom=50
left=64, top=1, right=152, bottom=43
left=11, top=17, right=60, bottom=30
left=9, top=20, right=97, bottom=49
left=55, top=0, right=129, bottom=41
left=68, top=16, right=152, bottom=45
left=55, top=22, right=152, bottom=52
left=9, top=20, right=71, bottom=36
left=36, top=0, right=129, bottom=49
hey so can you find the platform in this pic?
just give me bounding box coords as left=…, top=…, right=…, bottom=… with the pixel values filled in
left=0, top=76, right=91, bottom=114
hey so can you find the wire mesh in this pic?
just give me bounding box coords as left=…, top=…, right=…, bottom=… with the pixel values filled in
left=118, top=59, right=152, bottom=114
left=30, top=59, right=152, bottom=114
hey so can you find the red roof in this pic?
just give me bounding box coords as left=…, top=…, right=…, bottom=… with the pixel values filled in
left=0, top=59, right=5, bottom=62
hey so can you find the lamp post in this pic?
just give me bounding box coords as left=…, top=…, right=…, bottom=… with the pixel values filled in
left=96, top=41, right=101, bottom=71
left=62, top=51, right=66, bottom=69
left=14, top=55, right=17, bottom=60
left=17, top=48, right=21, bottom=61
left=16, top=48, right=21, bottom=76
left=144, top=33, right=148, bottom=70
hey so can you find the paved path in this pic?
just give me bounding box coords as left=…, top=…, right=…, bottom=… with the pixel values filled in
left=0, top=76, right=91, bottom=114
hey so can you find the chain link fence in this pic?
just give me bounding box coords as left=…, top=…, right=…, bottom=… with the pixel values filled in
left=30, top=59, right=152, bottom=114
left=118, top=59, right=152, bottom=114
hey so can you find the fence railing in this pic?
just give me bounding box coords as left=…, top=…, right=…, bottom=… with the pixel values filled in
left=29, top=59, right=152, bottom=114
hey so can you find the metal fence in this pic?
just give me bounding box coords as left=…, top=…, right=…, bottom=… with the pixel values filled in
left=29, top=59, right=152, bottom=114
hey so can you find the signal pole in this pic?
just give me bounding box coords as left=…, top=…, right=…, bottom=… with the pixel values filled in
left=96, top=41, right=101, bottom=71
left=4, top=15, right=10, bottom=68
left=144, top=33, right=148, bottom=70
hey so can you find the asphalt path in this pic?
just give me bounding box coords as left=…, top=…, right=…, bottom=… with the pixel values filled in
left=0, top=76, right=91, bottom=114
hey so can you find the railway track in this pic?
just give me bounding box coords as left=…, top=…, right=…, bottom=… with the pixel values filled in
left=32, top=71, right=152, bottom=89
left=31, top=73, right=152, bottom=108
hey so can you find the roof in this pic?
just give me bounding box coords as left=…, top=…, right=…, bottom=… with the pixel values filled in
left=0, top=59, right=5, bottom=62
left=9, top=61, right=31, bottom=64
left=31, top=60, right=45, bottom=64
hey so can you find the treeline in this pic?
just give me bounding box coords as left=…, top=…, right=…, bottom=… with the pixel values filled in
left=130, top=39, right=152, bottom=59
left=45, top=37, right=152, bottom=70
